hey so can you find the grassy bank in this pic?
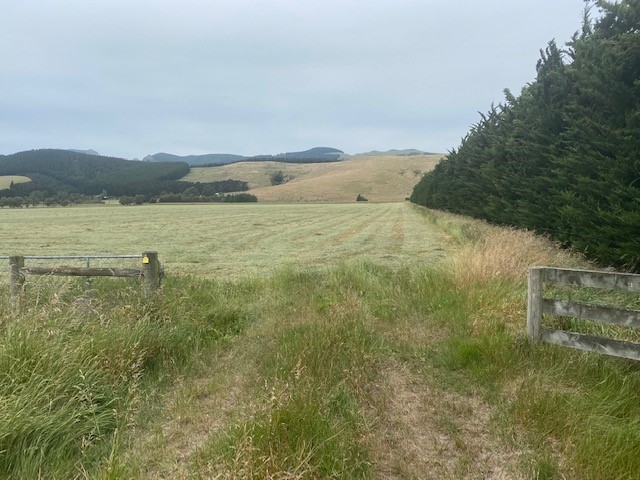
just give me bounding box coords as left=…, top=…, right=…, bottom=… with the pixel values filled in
left=0, top=276, right=256, bottom=479
left=2, top=207, right=639, bottom=478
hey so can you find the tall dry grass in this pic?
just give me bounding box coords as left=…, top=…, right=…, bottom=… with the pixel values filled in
left=416, top=208, right=640, bottom=479
left=413, top=206, right=585, bottom=284
left=449, top=227, right=585, bottom=285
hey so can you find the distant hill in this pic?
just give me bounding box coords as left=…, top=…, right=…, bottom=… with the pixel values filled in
left=143, top=152, right=245, bottom=166
left=353, top=149, right=432, bottom=157
left=143, top=147, right=344, bottom=166
left=67, top=149, right=100, bottom=156
left=252, top=147, right=344, bottom=161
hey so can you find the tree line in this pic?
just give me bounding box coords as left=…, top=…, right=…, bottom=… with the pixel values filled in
left=411, top=0, right=640, bottom=271
left=198, top=156, right=341, bottom=168
left=154, top=192, right=257, bottom=203
left=0, top=192, right=103, bottom=208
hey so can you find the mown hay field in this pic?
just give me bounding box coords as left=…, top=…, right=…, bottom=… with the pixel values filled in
left=0, top=202, right=445, bottom=278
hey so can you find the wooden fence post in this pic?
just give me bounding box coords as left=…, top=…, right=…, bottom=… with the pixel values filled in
left=9, top=255, right=25, bottom=315
left=527, top=267, right=543, bottom=340
left=141, top=251, right=161, bottom=300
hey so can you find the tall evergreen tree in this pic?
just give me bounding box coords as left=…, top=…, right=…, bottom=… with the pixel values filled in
left=411, top=0, right=640, bottom=270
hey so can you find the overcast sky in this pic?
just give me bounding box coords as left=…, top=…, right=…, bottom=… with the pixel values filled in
left=1, top=0, right=589, bottom=159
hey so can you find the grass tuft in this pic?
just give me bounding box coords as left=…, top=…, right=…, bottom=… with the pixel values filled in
left=0, top=276, right=255, bottom=478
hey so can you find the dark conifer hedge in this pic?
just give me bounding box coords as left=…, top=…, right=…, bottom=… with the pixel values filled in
left=411, top=0, right=640, bottom=271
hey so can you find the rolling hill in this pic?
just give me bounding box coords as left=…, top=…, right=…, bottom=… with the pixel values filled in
left=142, top=152, right=245, bottom=165
left=67, top=149, right=100, bottom=156
left=144, top=147, right=345, bottom=166
left=183, top=154, right=443, bottom=202
left=0, top=149, right=441, bottom=202
left=352, top=148, right=432, bottom=157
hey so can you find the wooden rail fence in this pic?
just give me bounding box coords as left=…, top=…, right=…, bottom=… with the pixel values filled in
left=7, top=251, right=162, bottom=314
left=527, top=267, right=640, bottom=361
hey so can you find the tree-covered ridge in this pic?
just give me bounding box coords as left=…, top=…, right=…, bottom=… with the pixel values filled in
left=0, top=149, right=136, bottom=180
left=143, top=152, right=246, bottom=166
left=247, top=146, right=345, bottom=163
left=0, top=149, right=248, bottom=199
left=411, top=0, right=640, bottom=271
left=144, top=147, right=345, bottom=166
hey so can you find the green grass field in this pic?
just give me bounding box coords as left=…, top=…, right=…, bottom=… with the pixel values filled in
left=0, top=202, right=444, bottom=277
left=2, top=202, right=640, bottom=479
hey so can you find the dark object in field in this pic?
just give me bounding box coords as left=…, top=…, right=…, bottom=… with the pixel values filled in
left=356, top=194, right=368, bottom=202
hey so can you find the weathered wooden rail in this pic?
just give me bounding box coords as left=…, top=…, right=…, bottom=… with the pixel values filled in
left=18, top=266, right=143, bottom=277
left=7, top=252, right=162, bottom=314
left=527, top=267, right=640, bottom=361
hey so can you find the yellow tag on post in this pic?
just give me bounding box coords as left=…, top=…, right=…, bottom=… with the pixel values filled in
left=142, top=255, right=150, bottom=264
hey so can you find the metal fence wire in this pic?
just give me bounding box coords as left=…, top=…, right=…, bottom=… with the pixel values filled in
left=0, top=254, right=150, bottom=317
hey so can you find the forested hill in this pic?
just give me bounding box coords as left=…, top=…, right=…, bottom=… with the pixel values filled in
left=143, top=152, right=245, bottom=166
left=411, top=0, right=640, bottom=271
left=0, top=149, right=247, bottom=198
left=250, top=146, right=344, bottom=162
left=143, top=147, right=345, bottom=166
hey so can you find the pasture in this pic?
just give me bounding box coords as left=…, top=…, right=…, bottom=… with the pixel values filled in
left=183, top=154, right=443, bottom=202
left=0, top=175, right=30, bottom=190
left=0, top=202, right=444, bottom=278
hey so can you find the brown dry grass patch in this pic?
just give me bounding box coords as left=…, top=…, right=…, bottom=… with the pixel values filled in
left=448, top=224, right=586, bottom=286
left=0, top=175, right=31, bottom=190
left=185, top=155, right=443, bottom=203
left=370, top=361, right=525, bottom=480
left=126, top=348, right=255, bottom=479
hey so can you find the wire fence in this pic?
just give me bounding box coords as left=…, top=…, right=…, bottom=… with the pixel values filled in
left=0, top=254, right=149, bottom=319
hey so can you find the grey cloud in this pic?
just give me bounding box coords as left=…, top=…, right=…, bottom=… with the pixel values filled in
left=1, top=0, right=587, bottom=158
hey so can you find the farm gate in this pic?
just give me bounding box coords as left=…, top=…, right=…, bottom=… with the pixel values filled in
left=527, top=267, right=640, bottom=361
left=1, top=252, right=162, bottom=315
